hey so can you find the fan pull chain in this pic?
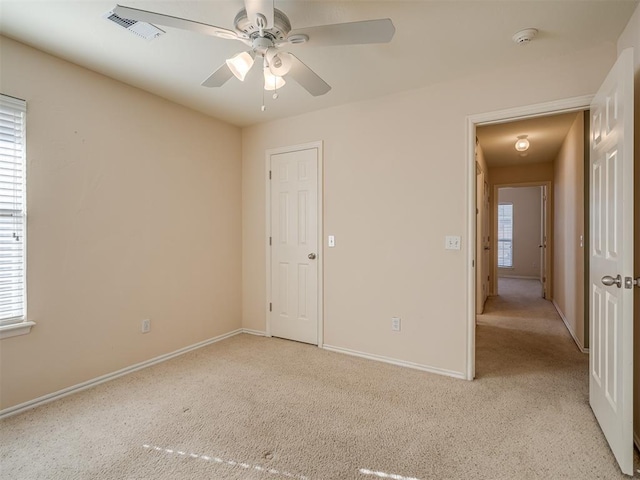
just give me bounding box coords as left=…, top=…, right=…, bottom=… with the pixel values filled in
left=261, top=55, right=267, bottom=111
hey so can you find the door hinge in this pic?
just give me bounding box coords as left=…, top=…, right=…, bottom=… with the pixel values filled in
left=472, top=260, right=475, bottom=267
left=269, top=302, right=272, bottom=312
left=269, top=170, right=272, bottom=180
left=269, top=236, right=272, bottom=246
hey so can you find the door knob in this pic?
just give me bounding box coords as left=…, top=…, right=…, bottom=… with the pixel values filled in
left=601, top=274, right=622, bottom=288
left=308, top=253, right=316, bottom=260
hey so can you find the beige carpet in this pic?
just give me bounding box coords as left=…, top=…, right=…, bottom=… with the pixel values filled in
left=1, top=278, right=638, bottom=479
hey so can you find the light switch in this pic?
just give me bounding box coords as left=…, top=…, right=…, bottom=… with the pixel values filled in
left=445, top=236, right=461, bottom=250
left=328, top=235, right=335, bottom=247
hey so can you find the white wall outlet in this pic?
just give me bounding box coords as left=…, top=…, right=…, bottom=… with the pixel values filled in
left=328, top=235, right=335, bottom=247
left=391, top=317, right=401, bottom=332
left=141, top=319, right=150, bottom=333
left=445, top=235, right=461, bottom=250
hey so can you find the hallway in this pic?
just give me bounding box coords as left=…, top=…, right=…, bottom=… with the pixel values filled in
left=476, top=277, right=583, bottom=377
left=475, top=277, right=639, bottom=475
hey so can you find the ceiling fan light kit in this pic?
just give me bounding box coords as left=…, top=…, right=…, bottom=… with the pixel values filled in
left=226, top=51, right=255, bottom=81
left=264, top=65, right=286, bottom=91
left=112, top=1, right=395, bottom=109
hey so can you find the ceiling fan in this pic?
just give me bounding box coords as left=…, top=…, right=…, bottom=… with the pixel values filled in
left=113, top=1, right=395, bottom=100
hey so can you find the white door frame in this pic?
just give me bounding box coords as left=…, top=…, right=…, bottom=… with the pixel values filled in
left=265, top=141, right=324, bottom=346
left=465, top=95, right=592, bottom=380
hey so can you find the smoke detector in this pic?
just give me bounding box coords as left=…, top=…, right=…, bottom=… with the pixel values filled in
left=512, top=28, right=538, bottom=45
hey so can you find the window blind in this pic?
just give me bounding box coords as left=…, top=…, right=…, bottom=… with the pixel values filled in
left=497, top=203, right=513, bottom=268
left=0, top=95, right=26, bottom=324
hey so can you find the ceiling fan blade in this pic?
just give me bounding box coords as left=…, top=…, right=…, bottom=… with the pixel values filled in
left=288, top=18, right=395, bottom=47
left=244, top=0, right=274, bottom=29
left=201, top=63, right=234, bottom=88
left=113, top=5, right=247, bottom=43
left=286, top=53, right=331, bottom=97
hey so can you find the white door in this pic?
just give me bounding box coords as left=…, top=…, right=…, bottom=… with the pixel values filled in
left=589, top=48, right=634, bottom=476
left=269, top=147, right=319, bottom=344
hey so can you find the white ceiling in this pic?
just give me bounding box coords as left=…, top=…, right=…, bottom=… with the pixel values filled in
left=0, top=1, right=637, bottom=127
left=477, top=112, right=582, bottom=168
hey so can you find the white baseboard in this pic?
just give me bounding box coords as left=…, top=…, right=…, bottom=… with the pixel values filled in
left=498, top=275, right=540, bottom=280
left=242, top=328, right=267, bottom=336
left=322, top=344, right=466, bottom=380
left=552, top=300, right=589, bottom=354
left=0, top=328, right=244, bottom=420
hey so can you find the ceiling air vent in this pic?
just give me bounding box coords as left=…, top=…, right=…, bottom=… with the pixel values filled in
left=103, top=10, right=165, bottom=40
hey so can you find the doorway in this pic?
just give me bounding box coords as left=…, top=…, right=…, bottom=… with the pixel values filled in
left=493, top=184, right=550, bottom=299
left=465, top=95, right=592, bottom=380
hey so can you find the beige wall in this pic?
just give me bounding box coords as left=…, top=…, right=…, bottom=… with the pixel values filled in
left=0, top=37, right=242, bottom=409
left=497, top=186, right=542, bottom=279
left=552, top=113, right=586, bottom=350
left=616, top=1, right=640, bottom=448
left=489, top=162, right=554, bottom=186
left=243, top=43, right=617, bottom=376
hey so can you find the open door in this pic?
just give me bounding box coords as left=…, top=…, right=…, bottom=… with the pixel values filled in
left=589, top=48, right=634, bottom=475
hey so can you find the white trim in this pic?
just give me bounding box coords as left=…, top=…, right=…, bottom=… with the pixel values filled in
left=0, top=328, right=243, bottom=420
left=0, top=320, right=35, bottom=339
left=242, top=328, right=267, bottom=336
left=466, top=116, right=476, bottom=380
left=498, top=275, right=540, bottom=280
left=466, top=95, right=593, bottom=382
left=552, top=300, right=589, bottom=354
left=265, top=141, right=324, bottom=347
left=469, top=95, right=594, bottom=126
left=323, top=344, right=466, bottom=380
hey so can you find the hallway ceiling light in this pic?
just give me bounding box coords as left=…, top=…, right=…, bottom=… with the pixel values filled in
left=515, top=135, right=530, bottom=152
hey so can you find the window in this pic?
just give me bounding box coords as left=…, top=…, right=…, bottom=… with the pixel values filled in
left=0, top=94, right=30, bottom=338
left=497, top=203, right=513, bottom=268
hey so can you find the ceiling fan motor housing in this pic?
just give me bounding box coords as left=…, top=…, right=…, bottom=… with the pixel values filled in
left=234, top=8, right=291, bottom=42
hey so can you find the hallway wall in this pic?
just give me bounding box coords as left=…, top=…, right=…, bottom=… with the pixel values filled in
left=552, top=113, right=586, bottom=350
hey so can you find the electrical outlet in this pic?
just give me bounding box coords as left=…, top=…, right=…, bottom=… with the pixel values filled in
left=391, top=317, right=401, bottom=332
left=141, top=319, right=150, bottom=333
